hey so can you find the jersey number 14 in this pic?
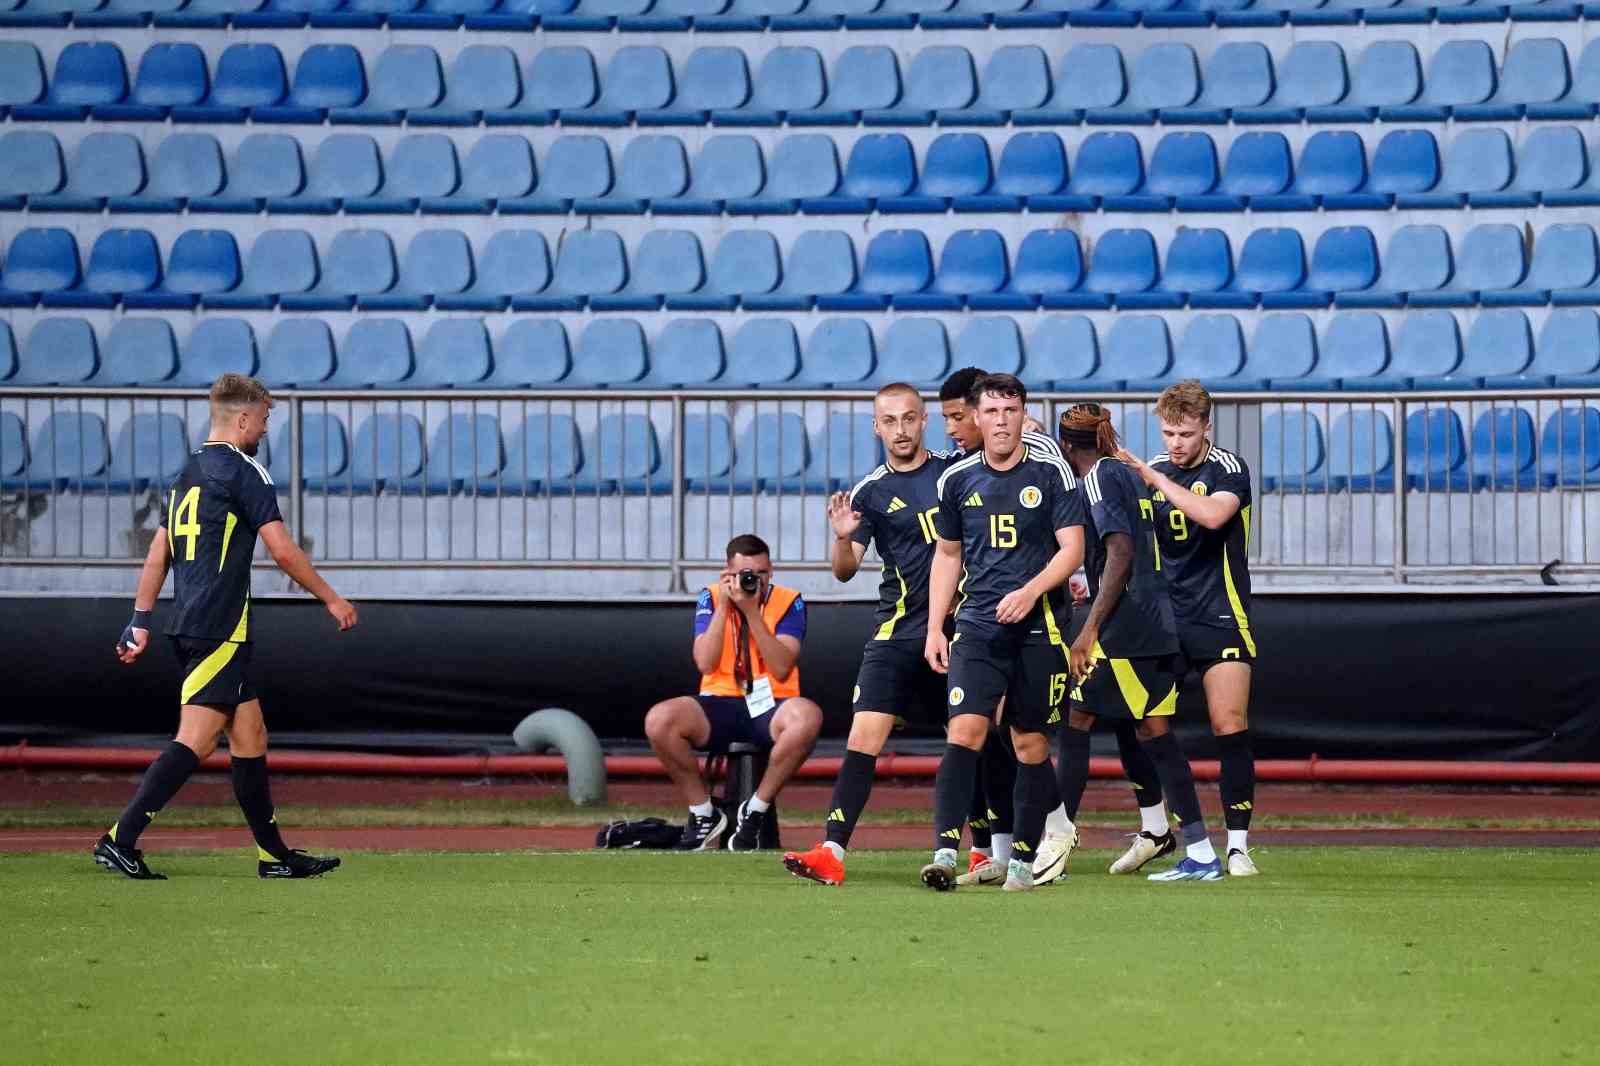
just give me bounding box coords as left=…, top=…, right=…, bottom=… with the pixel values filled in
left=168, top=486, right=202, bottom=561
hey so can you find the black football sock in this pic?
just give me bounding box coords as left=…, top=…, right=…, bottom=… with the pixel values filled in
left=1009, top=759, right=1057, bottom=866
left=967, top=760, right=992, bottom=853
left=109, top=741, right=201, bottom=851
left=1217, top=729, right=1256, bottom=832
left=1140, top=731, right=1209, bottom=848
left=1114, top=718, right=1164, bottom=811
left=980, top=727, right=1016, bottom=835
left=932, top=743, right=981, bottom=855
left=1055, top=725, right=1092, bottom=822
left=823, top=749, right=878, bottom=850
left=231, top=755, right=291, bottom=861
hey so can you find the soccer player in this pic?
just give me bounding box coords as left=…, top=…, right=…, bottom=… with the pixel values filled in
left=1054, top=403, right=1222, bottom=882
left=1113, top=381, right=1260, bottom=877
left=923, top=373, right=1085, bottom=892
left=939, top=368, right=1091, bottom=887
left=781, top=384, right=954, bottom=885
left=96, top=374, right=357, bottom=881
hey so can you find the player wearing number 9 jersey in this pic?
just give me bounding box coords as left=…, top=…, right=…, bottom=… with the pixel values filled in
left=93, top=374, right=357, bottom=882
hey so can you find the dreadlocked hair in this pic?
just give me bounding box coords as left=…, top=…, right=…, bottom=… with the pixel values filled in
left=1058, top=403, right=1120, bottom=455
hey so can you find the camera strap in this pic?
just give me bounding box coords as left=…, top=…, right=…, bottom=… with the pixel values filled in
left=733, top=612, right=753, bottom=694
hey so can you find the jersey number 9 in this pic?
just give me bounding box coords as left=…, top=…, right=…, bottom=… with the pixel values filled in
left=1168, top=509, right=1190, bottom=542
left=169, top=486, right=202, bottom=561
left=989, top=513, right=1017, bottom=549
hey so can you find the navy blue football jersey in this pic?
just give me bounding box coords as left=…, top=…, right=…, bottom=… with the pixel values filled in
left=1081, top=457, right=1178, bottom=659
left=1149, top=444, right=1254, bottom=632
left=848, top=451, right=959, bottom=643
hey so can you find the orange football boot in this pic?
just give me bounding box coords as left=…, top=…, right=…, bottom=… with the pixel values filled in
left=782, top=843, right=845, bottom=885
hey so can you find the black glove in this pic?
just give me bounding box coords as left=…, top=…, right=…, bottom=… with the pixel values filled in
left=118, top=609, right=153, bottom=654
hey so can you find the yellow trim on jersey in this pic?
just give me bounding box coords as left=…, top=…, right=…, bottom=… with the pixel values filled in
left=218, top=512, right=238, bottom=573
left=874, top=565, right=909, bottom=641
left=229, top=601, right=249, bottom=642
left=181, top=639, right=240, bottom=705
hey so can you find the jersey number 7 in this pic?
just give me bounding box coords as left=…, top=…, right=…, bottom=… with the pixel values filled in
left=169, top=486, right=202, bottom=561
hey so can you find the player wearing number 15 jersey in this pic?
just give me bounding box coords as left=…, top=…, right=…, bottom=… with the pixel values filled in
left=94, top=374, right=358, bottom=882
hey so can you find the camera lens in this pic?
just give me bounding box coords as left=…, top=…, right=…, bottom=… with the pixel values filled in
left=739, top=570, right=760, bottom=594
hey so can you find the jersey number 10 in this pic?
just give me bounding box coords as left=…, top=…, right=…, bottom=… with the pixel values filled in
left=915, top=507, right=940, bottom=545
left=168, top=486, right=202, bottom=561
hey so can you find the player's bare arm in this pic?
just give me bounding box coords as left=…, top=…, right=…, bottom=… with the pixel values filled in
left=1117, top=448, right=1241, bottom=531
left=116, top=530, right=173, bottom=665
left=258, top=521, right=358, bottom=631
left=827, top=492, right=868, bottom=581
left=924, top=537, right=961, bottom=673
left=996, top=525, right=1086, bottom=625
left=727, top=578, right=801, bottom=681
left=1070, top=531, right=1133, bottom=681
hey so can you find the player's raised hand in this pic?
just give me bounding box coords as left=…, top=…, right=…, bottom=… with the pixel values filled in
left=924, top=631, right=950, bottom=674
left=826, top=492, right=862, bottom=541
left=995, top=586, right=1039, bottom=625
left=327, top=597, right=358, bottom=631
left=1115, top=448, right=1156, bottom=486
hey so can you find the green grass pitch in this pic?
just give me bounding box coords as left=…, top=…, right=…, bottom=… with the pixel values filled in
left=4, top=848, right=1595, bottom=1066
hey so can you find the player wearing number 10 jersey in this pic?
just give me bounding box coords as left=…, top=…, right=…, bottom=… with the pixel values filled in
left=94, top=374, right=358, bottom=882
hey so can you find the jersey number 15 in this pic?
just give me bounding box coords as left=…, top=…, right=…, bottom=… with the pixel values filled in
left=989, top=513, right=1016, bottom=549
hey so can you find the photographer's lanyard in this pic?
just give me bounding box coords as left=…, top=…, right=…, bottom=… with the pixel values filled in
left=731, top=587, right=769, bottom=695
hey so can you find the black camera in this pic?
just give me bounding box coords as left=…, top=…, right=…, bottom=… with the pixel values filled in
left=738, top=570, right=762, bottom=594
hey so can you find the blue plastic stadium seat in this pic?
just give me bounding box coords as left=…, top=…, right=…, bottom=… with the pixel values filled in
left=415, top=414, right=503, bottom=496
left=990, top=133, right=1068, bottom=212
left=0, top=410, right=25, bottom=488
left=1389, top=311, right=1463, bottom=388
left=1382, top=39, right=1495, bottom=123
left=0, top=130, right=65, bottom=208
left=362, top=229, right=473, bottom=312
left=13, top=42, right=128, bottom=122
left=73, top=228, right=161, bottom=308
left=795, top=317, right=875, bottom=387
left=1305, top=312, right=1389, bottom=390
left=482, top=47, right=594, bottom=126
left=1535, top=310, right=1600, bottom=388
left=873, top=317, right=950, bottom=386
left=1421, top=309, right=1539, bottom=390
left=1338, top=224, right=1448, bottom=310
left=487, top=320, right=571, bottom=388
left=1013, top=44, right=1125, bottom=127
left=1299, top=40, right=1419, bottom=124
left=1409, top=224, right=1524, bottom=309
left=1326, top=411, right=1395, bottom=494
left=1122, top=227, right=1231, bottom=312
left=1507, top=126, right=1588, bottom=208
left=1049, top=131, right=1142, bottom=214
left=288, top=133, right=377, bottom=214
left=943, top=319, right=1017, bottom=383
left=818, top=229, right=932, bottom=311
left=1404, top=409, right=1469, bottom=492
left=1214, top=132, right=1292, bottom=207
left=1455, top=38, right=1568, bottom=123
left=1541, top=407, right=1600, bottom=488
left=1140, top=131, right=1225, bottom=212
left=1157, top=314, right=1249, bottom=390
left=501, top=414, right=583, bottom=496
left=1023, top=314, right=1097, bottom=388
left=570, top=318, right=648, bottom=387
left=715, top=46, right=824, bottom=126
left=269, top=412, right=348, bottom=494
left=31, top=132, right=144, bottom=213
left=581, top=412, right=666, bottom=495
left=1165, top=42, right=1273, bottom=125
left=513, top=229, right=625, bottom=312
left=641, top=47, right=748, bottom=126
left=1293, top=226, right=1378, bottom=309
left=804, top=412, right=881, bottom=494
left=729, top=412, right=809, bottom=493
left=1089, top=42, right=1200, bottom=125
left=581, top=135, right=689, bottom=215
left=23, top=412, right=110, bottom=492
left=356, top=135, right=461, bottom=214
left=89, top=318, right=177, bottom=387
left=969, top=228, right=1083, bottom=311
left=867, top=45, right=976, bottom=126
left=895, top=228, right=1006, bottom=311
left=177, top=318, right=256, bottom=387
left=677, top=411, right=734, bottom=493
left=647, top=319, right=724, bottom=388
left=189, top=133, right=302, bottom=214
left=1250, top=131, right=1364, bottom=213
left=173, top=44, right=286, bottom=124
left=567, top=46, right=674, bottom=127
left=277, top=227, right=392, bottom=311
left=0, top=227, right=82, bottom=308
left=596, top=229, right=705, bottom=312
left=1409, top=128, right=1517, bottom=210
left=254, top=44, right=366, bottom=125
left=1250, top=314, right=1318, bottom=387
left=964, top=46, right=1051, bottom=126
left=1524, top=39, right=1600, bottom=123
left=1237, top=41, right=1347, bottom=125
left=725, top=318, right=800, bottom=386
left=1097, top=315, right=1171, bottom=390
left=127, top=133, right=225, bottom=213
left=445, top=134, right=534, bottom=215
left=501, top=136, right=611, bottom=215
left=101, top=413, right=188, bottom=493
left=906, top=134, right=1000, bottom=214
left=658, top=135, right=763, bottom=216
left=1063, top=228, right=1158, bottom=310
left=344, top=413, right=425, bottom=495
left=204, top=229, right=316, bottom=310
left=793, top=45, right=899, bottom=126
left=0, top=43, right=47, bottom=116
left=1261, top=410, right=1326, bottom=493
left=411, top=45, right=520, bottom=127
left=744, top=229, right=854, bottom=312
left=1468, top=408, right=1540, bottom=491
left=93, top=42, right=207, bottom=123
left=258, top=318, right=335, bottom=387
left=1323, top=129, right=1439, bottom=211
left=1194, top=227, right=1306, bottom=310
left=728, top=135, right=839, bottom=216
left=668, top=229, right=777, bottom=312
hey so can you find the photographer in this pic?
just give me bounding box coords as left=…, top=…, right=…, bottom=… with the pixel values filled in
left=644, top=534, right=823, bottom=852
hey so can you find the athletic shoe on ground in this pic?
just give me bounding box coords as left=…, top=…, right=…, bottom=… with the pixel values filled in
left=1227, top=848, right=1260, bottom=877
left=1031, top=828, right=1078, bottom=885
left=1001, top=859, right=1035, bottom=893
left=956, top=851, right=1005, bottom=887
left=726, top=801, right=767, bottom=851
left=782, top=844, right=844, bottom=886
left=259, top=850, right=342, bottom=879
left=93, top=834, right=165, bottom=881
left=1147, top=856, right=1224, bottom=882
left=920, top=858, right=958, bottom=891
left=674, top=809, right=728, bottom=851
left=1109, top=831, right=1177, bottom=875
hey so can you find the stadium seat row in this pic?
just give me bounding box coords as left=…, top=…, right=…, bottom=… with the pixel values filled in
left=8, top=37, right=1600, bottom=128
left=6, top=404, right=1597, bottom=498
left=0, top=0, right=1578, bottom=32
left=6, top=307, right=1600, bottom=391
left=19, top=221, right=1600, bottom=313
left=15, top=127, right=1600, bottom=219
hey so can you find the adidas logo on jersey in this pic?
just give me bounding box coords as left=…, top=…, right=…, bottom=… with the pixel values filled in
left=963, top=492, right=984, bottom=508
left=886, top=497, right=907, bottom=513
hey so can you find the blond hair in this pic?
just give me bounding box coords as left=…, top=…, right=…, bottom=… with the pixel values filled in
left=209, top=373, right=273, bottom=422
left=1155, top=380, right=1212, bottom=425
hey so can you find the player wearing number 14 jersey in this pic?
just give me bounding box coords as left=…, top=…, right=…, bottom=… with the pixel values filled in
left=94, top=374, right=358, bottom=882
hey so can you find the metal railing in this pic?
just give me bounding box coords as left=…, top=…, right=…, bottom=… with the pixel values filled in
left=3, top=386, right=1598, bottom=589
